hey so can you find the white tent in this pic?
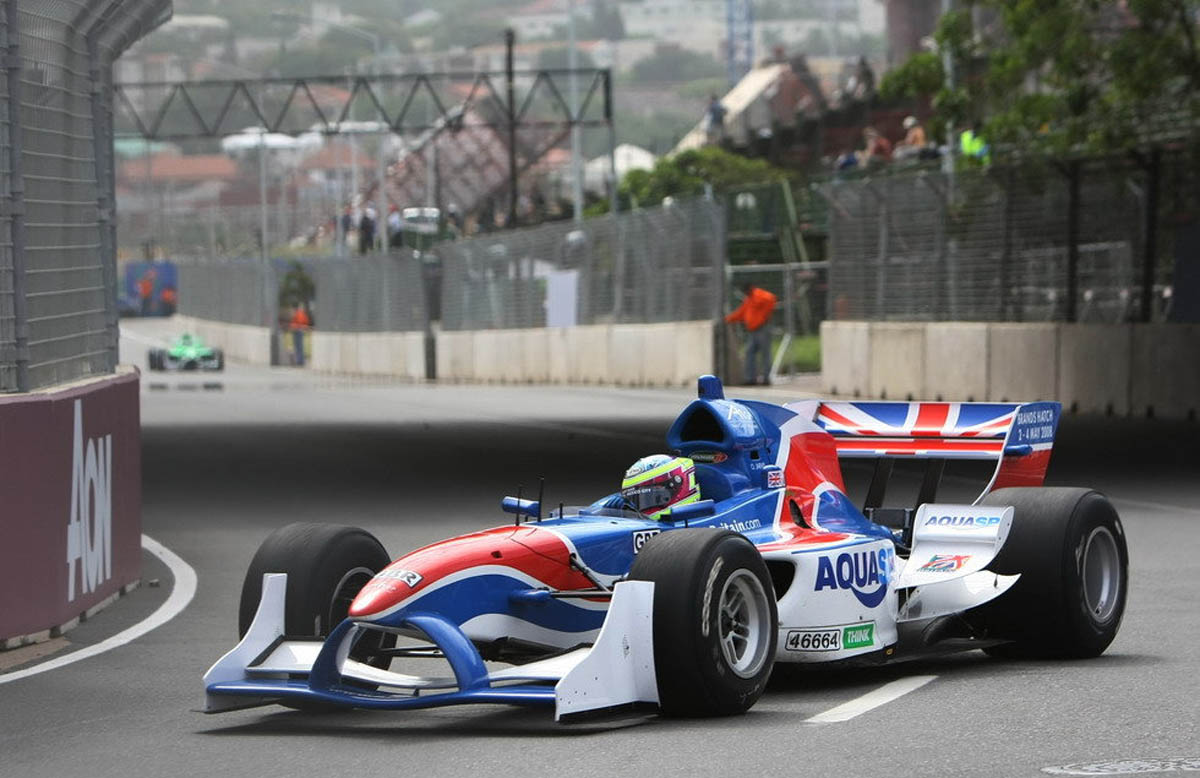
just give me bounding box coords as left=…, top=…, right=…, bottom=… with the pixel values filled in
left=583, top=144, right=656, bottom=193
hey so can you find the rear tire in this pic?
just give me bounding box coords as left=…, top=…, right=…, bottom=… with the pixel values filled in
left=148, top=349, right=162, bottom=370
left=629, top=529, right=777, bottom=717
left=213, top=348, right=225, bottom=371
left=972, top=487, right=1128, bottom=659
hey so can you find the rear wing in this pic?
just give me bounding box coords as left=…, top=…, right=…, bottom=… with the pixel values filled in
left=804, top=400, right=1061, bottom=506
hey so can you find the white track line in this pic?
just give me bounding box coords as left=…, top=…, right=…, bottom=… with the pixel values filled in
left=805, top=675, right=938, bottom=723
left=0, top=534, right=197, bottom=686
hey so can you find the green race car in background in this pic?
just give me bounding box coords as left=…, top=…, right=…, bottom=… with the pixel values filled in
left=148, top=333, right=224, bottom=372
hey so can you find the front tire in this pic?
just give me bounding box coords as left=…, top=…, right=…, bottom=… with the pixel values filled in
left=629, top=529, right=777, bottom=717
left=973, top=487, right=1128, bottom=659
left=238, top=522, right=390, bottom=641
left=213, top=348, right=225, bottom=371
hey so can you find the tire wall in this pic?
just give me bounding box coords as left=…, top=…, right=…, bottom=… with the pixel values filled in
left=821, top=320, right=1200, bottom=419
left=0, top=369, right=142, bottom=644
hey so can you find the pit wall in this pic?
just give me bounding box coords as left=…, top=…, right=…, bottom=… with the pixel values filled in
left=821, top=321, right=1200, bottom=418
left=0, top=368, right=142, bottom=646
left=174, top=317, right=715, bottom=387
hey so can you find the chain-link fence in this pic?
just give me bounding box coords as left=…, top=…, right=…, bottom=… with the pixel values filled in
left=177, top=260, right=274, bottom=327
left=824, top=154, right=1195, bottom=324
left=0, top=0, right=167, bottom=392
left=440, top=197, right=725, bottom=331
left=310, top=256, right=428, bottom=332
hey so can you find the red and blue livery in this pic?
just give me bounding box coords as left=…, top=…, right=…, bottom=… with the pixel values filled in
left=204, top=375, right=1128, bottom=721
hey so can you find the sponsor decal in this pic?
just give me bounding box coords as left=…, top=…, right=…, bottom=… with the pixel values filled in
left=842, top=623, right=875, bottom=649
left=375, top=568, right=423, bottom=587
left=784, top=622, right=875, bottom=652
left=719, top=518, right=761, bottom=533
left=814, top=548, right=892, bottom=608
left=689, top=451, right=728, bottom=464
left=766, top=469, right=785, bottom=489
left=632, top=529, right=661, bottom=554
left=924, top=514, right=1002, bottom=529
left=67, top=400, right=112, bottom=603
left=918, top=554, right=971, bottom=573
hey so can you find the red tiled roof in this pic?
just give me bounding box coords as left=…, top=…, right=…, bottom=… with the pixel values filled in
left=117, top=153, right=238, bottom=182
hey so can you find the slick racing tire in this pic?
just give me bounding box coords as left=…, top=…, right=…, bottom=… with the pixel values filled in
left=629, top=529, right=777, bottom=717
left=213, top=348, right=225, bottom=371
left=973, top=487, right=1128, bottom=659
left=239, top=523, right=392, bottom=667
left=147, top=349, right=162, bottom=371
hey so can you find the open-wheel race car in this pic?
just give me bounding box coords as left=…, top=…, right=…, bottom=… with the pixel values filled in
left=203, top=375, right=1128, bottom=721
left=147, top=333, right=224, bottom=372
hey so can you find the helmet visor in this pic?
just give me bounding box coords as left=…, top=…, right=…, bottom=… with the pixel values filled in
left=621, top=484, right=676, bottom=515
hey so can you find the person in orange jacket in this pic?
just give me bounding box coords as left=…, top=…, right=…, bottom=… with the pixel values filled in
left=288, top=304, right=311, bottom=367
left=725, top=283, right=778, bottom=385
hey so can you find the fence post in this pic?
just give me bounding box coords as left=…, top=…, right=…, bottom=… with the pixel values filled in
left=88, top=33, right=119, bottom=371
left=1065, top=160, right=1081, bottom=323
left=4, top=0, right=29, bottom=391
left=1140, top=148, right=1160, bottom=323
left=999, top=166, right=1014, bottom=321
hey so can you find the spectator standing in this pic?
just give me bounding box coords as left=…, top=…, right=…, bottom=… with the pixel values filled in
left=288, top=304, right=311, bottom=367
left=340, top=205, right=355, bottom=251
left=705, top=94, right=727, bottom=144
left=387, top=205, right=403, bottom=248
left=136, top=268, right=155, bottom=316
left=359, top=205, right=377, bottom=254
left=725, top=283, right=778, bottom=385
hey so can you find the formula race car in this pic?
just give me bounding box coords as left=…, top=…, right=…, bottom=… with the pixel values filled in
left=204, top=375, right=1128, bottom=721
left=147, top=333, right=224, bottom=372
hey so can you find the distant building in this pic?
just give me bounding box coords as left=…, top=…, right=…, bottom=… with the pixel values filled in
left=508, top=0, right=572, bottom=41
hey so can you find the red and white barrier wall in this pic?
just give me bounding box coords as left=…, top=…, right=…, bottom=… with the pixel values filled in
left=0, top=367, right=141, bottom=646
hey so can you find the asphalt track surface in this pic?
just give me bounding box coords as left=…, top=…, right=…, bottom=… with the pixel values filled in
left=2, top=317, right=1198, bottom=778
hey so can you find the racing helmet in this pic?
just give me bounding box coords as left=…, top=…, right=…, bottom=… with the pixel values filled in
left=620, top=454, right=700, bottom=519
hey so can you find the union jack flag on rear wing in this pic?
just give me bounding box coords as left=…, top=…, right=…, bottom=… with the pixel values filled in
left=798, top=400, right=1062, bottom=495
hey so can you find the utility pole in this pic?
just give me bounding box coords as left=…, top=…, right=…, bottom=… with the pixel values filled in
left=506, top=28, right=518, bottom=229
left=568, top=0, right=584, bottom=224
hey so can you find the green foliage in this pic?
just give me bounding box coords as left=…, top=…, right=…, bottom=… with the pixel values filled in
left=278, top=262, right=315, bottom=309
left=629, top=48, right=725, bottom=83
left=884, top=0, right=1200, bottom=155
left=612, top=147, right=790, bottom=211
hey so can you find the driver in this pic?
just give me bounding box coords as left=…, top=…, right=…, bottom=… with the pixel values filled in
left=618, top=454, right=700, bottom=519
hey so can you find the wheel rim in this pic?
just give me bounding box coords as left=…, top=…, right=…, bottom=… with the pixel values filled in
left=718, top=569, right=771, bottom=679
left=1082, top=527, right=1122, bottom=623
left=328, top=566, right=375, bottom=633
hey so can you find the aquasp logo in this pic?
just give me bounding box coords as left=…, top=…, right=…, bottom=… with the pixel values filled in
left=924, top=514, right=1001, bottom=529
left=814, top=548, right=891, bottom=608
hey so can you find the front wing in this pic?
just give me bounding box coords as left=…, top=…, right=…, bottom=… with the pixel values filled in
left=203, top=574, right=659, bottom=721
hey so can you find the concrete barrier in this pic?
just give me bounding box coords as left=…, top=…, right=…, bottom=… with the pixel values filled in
left=868, top=322, right=925, bottom=400
left=987, top=323, right=1059, bottom=402
left=821, top=321, right=869, bottom=396
left=1058, top=324, right=1132, bottom=415
left=1130, top=324, right=1200, bottom=418
left=1, top=369, right=141, bottom=646
left=174, top=315, right=271, bottom=365
left=822, top=320, right=1196, bottom=418
left=924, top=323, right=989, bottom=402
left=308, top=331, right=426, bottom=379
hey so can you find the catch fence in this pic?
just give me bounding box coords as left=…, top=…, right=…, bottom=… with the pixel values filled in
left=0, top=0, right=167, bottom=392
left=176, top=196, right=727, bottom=338
left=823, top=153, right=1198, bottom=324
